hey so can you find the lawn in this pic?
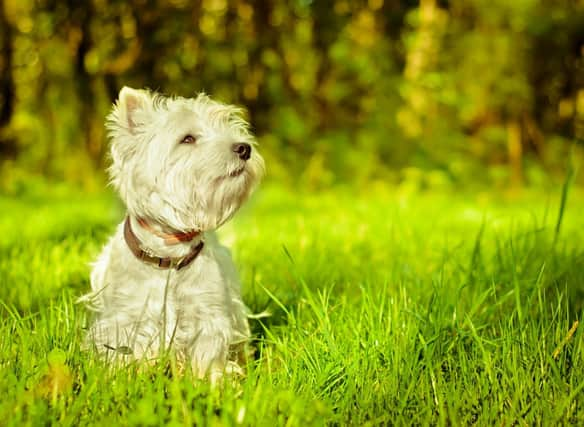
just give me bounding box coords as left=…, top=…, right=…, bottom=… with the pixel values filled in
left=1, top=183, right=583, bottom=425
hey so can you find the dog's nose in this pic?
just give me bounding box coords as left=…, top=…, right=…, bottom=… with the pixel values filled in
left=232, top=143, right=252, bottom=161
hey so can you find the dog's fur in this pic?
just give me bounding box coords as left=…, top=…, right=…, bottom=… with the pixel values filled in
left=79, top=87, right=264, bottom=380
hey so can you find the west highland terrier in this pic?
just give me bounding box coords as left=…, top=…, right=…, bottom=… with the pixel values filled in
left=79, top=87, right=264, bottom=381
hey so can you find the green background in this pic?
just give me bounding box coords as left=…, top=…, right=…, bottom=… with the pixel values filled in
left=0, top=0, right=582, bottom=190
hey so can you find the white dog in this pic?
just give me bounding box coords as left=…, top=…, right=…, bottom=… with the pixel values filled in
left=79, top=87, right=264, bottom=380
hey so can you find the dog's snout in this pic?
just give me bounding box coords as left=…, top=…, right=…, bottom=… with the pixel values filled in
left=232, top=143, right=252, bottom=161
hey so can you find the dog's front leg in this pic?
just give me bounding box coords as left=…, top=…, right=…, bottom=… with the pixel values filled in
left=188, top=318, right=232, bottom=382
left=175, top=269, right=234, bottom=381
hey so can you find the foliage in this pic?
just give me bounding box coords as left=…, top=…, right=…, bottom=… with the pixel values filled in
left=1, top=185, right=584, bottom=424
left=0, top=0, right=583, bottom=189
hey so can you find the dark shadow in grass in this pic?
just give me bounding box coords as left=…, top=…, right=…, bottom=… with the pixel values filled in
left=489, top=228, right=584, bottom=315
left=246, top=290, right=302, bottom=358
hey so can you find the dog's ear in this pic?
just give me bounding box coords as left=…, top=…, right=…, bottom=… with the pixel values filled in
left=107, top=87, right=153, bottom=192
left=116, top=86, right=151, bottom=133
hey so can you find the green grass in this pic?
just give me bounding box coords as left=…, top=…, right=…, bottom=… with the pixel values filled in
left=1, top=184, right=584, bottom=425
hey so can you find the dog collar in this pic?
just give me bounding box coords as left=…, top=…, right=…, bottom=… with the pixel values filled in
left=124, top=216, right=204, bottom=270
left=136, top=217, right=200, bottom=245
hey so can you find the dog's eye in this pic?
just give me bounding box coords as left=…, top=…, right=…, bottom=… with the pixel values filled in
left=180, top=135, right=197, bottom=144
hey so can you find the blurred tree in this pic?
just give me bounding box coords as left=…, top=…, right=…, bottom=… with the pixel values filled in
left=70, top=0, right=102, bottom=164
left=0, top=0, right=16, bottom=159
left=398, top=0, right=584, bottom=185
left=529, top=0, right=584, bottom=146
left=450, top=0, right=536, bottom=186
left=0, top=0, right=582, bottom=190
left=398, top=0, right=449, bottom=142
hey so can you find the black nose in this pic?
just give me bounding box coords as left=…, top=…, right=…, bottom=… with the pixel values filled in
left=232, top=143, right=252, bottom=161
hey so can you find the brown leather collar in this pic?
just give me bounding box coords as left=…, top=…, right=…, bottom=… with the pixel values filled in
left=124, top=216, right=204, bottom=270
left=136, top=217, right=200, bottom=245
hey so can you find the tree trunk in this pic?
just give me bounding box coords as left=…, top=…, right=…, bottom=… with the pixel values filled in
left=0, top=0, right=16, bottom=159
left=70, top=0, right=103, bottom=166
left=399, top=0, right=446, bottom=139
left=507, top=120, right=523, bottom=187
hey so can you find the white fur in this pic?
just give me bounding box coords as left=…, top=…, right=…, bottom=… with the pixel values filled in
left=79, top=87, right=264, bottom=380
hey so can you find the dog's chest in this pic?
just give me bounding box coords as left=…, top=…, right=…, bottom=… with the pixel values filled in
left=104, top=236, right=230, bottom=315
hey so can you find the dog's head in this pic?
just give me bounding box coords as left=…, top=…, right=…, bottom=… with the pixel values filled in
left=107, top=86, right=264, bottom=231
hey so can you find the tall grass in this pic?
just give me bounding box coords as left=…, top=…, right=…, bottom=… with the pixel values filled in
left=0, top=185, right=583, bottom=425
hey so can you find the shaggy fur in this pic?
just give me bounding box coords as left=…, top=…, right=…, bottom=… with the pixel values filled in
left=79, top=87, right=264, bottom=380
